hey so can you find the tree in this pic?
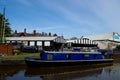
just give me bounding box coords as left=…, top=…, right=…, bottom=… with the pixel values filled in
left=4, top=19, right=12, bottom=37
left=53, top=33, right=57, bottom=36
left=116, top=45, right=120, bottom=49
left=70, top=37, right=78, bottom=40
left=48, top=32, right=51, bottom=36
left=0, top=13, right=12, bottom=43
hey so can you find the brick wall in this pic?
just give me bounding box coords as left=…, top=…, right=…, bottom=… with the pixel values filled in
left=0, top=43, right=13, bottom=55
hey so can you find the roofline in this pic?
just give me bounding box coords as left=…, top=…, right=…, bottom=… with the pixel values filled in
left=94, top=39, right=120, bottom=43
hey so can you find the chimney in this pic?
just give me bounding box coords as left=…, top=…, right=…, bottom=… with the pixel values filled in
left=15, top=30, right=17, bottom=34
left=33, top=30, right=36, bottom=36
left=24, top=28, right=26, bottom=33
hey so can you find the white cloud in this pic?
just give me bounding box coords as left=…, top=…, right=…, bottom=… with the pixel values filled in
left=27, top=26, right=66, bottom=32
left=82, top=0, right=120, bottom=30
left=38, top=0, right=103, bottom=28
left=62, top=0, right=120, bottom=33
left=16, top=0, right=32, bottom=6
left=38, top=26, right=65, bottom=31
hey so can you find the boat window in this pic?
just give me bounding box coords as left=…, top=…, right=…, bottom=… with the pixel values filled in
left=83, top=54, right=89, bottom=58
left=47, top=54, right=53, bottom=60
left=94, top=54, right=98, bottom=59
left=66, top=54, right=70, bottom=59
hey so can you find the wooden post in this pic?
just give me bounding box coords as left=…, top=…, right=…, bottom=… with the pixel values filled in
left=28, top=41, right=30, bottom=46
left=35, top=41, right=37, bottom=46
left=42, top=41, right=45, bottom=50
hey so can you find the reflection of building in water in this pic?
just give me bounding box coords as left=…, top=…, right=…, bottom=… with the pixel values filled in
left=0, top=66, right=26, bottom=80
left=103, top=66, right=114, bottom=76
left=25, top=65, right=104, bottom=80
left=40, top=68, right=103, bottom=80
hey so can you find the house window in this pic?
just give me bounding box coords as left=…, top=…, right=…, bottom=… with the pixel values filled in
left=66, top=54, right=70, bottom=59
left=45, top=41, right=50, bottom=46
left=47, top=54, right=53, bottom=60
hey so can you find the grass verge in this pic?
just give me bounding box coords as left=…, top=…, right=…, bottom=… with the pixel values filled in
left=0, top=53, right=40, bottom=60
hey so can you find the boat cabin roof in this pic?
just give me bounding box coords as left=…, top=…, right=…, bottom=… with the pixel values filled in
left=44, top=51, right=101, bottom=54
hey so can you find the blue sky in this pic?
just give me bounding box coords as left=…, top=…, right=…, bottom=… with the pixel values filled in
left=0, top=0, right=120, bottom=38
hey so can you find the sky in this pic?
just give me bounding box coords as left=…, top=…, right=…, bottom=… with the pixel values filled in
left=0, top=0, right=120, bottom=38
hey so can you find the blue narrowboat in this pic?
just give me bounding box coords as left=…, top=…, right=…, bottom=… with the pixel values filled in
left=25, top=51, right=113, bottom=67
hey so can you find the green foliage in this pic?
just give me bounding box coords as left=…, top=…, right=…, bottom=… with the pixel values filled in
left=0, top=13, right=12, bottom=43
left=53, top=33, right=57, bottom=36
left=0, top=53, right=40, bottom=60
left=70, top=37, right=78, bottom=40
left=116, top=45, right=120, bottom=49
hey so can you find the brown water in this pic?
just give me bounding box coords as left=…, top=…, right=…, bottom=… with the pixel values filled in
left=0, top=63, right=119, bottom=80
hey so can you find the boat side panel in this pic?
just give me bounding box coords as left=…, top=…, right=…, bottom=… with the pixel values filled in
left=97, top=54, right=103, bottom=59
left=70, top=54, right=83, bottom=60
left=45, top=51, right=101, bottom=54
left=53, top=53, right=67, bottom=60
left=41, top=52, right=68, bottom=60
left=25, top=59, right=113, bottom=67
left=41, top=52, right=47, bottom=60
left=40, top=52, right=104, bottom=60
left=70, top=54, right=97, bottom=60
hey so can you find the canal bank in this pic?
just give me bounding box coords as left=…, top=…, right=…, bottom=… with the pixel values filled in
left=0, top=60, right=25, bottom=65
left=0, top=54, right=119, bottom=66
left=0, top=53, right=39, bottom=65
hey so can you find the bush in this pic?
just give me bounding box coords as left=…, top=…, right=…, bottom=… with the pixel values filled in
left=116, top=45, right=120, bottom=49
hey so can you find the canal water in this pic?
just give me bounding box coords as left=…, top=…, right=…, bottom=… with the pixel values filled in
left=0, top=63, right=120, bottom=80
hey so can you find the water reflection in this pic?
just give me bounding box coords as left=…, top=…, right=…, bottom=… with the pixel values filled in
left=38, top=68, right=102, bottom=80
left=0, top=63, right=118, bottom=80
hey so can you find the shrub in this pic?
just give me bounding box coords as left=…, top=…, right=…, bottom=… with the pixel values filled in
left=116, top=45, right=120, bottom=49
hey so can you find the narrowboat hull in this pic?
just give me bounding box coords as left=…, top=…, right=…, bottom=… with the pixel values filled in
left=25, top=57, right=113, bottom=67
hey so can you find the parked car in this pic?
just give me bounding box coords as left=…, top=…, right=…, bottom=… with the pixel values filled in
left=13, top=45, right=21, bottom=55
left=22, top=46, right=38, bottom=53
